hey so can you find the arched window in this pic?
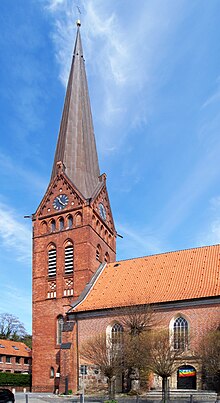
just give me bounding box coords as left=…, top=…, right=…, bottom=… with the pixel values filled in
left=50, top=367, right=55, bottom=378
left=111, top=323, right=123, bottom=347
left=104, top=252, right=110, bottom=263
left=48, top=245, right=56, bottom=277
left=173, top=317, right=188, bottom=350
left=59, top=217, right=64, bottom=231
left=96, top=244, right=102, bottom=261
left=65, top=243, right=74, bottom=274
left=67, top=215, right=73, bottom=229
left=51, top=219, right=56, bottom=232
left=57, top=315, right=64, bottom=345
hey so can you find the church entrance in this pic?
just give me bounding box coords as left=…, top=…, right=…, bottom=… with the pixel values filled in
left=177, top=365, right=196, bottom=389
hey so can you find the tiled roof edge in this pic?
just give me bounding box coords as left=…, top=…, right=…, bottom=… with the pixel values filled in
left=68, top=262, right=107, bottom=312
left=68, top=295, right=220, bottom=319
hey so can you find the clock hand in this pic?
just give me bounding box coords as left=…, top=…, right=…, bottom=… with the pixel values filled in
left=57, top=196, right=65, bottom=206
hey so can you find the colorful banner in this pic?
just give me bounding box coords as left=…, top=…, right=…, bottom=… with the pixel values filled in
left=179, top=368, right=196, bottom=377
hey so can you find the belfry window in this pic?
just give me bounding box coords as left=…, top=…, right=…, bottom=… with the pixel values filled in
left=65, top=244, right=74, bottom=274
left=104, top=252, right=110, bottom=263
left=48, top=246, right=57, bottom=277
left=173, top=317, right=188, bottom=350
left=96, top=244, right=102, bottom=261
left=57, top=316, right=64, bottom=345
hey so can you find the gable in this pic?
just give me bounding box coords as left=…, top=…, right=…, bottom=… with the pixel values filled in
left=92, top=183, right=116, bottom=234
left=35, top=172, right=85, bottom=218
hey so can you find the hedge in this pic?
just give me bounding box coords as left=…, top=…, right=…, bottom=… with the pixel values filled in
left=0, top=372, right=31, bottom=387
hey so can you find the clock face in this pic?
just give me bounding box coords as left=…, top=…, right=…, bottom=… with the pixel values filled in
left=99, top=203, right=106, bottom=221
left=53, top=194, right=69, bottom=210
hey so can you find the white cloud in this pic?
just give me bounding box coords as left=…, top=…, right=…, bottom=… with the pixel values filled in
left=43, top=0, right=186, bottom=146
left=197, top=196, right=220, bottom=246
left=202, top=75, right=220, bottom=109
left=116, top=221, right=164, bottom=258
left=0, top=151, right=47, bottom=194
left=0, top=202, right=31, bottom=263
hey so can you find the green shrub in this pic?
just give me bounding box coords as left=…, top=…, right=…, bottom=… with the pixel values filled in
left=0, top=372, right=31, bottom=387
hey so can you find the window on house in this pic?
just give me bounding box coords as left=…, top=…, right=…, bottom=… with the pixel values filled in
left=67, top=215, right=73, bottom=228
left=6, top=356, right=11, bottom=363
left=173, top=317, right=188, bottom=350
left=48, top=246, right=57, bottom=277
left=51, top=219, right=56, bottom=232
left=0, top=355, right=3, bottom=362
left=57, top=316, right=64, bottom=345
left=59, top=217, right=64, bottom=230
left=50, top=367, right=55, bottom=378
left=24, top=358, right=29, bottom=365
left=111, top=323, right=123, bottom=347
left=15, top=357, right=21, bottom=364
left=65, top=244, right=74, bottom=274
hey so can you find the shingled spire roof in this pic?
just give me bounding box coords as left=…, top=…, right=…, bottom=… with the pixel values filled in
left=51, top=22, right=101, bottom=199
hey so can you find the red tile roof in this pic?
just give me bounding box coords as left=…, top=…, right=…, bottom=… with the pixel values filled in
left=73, top=244, right=220, bottom=312
left=0, top=339, right=31, bottom=357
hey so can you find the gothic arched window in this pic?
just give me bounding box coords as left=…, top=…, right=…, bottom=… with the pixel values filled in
left=48, top=245, right=56, bottom=277
left=57, top=315, right=64, bottom=345
left=173, top=317, right=188, bottom=350
left=65, top=243, right=74, bottom=275
left=111, top=323, right=123, bottom=347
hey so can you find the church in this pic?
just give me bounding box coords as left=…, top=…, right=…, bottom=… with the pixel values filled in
left=32, top=22, right=220, bottom=394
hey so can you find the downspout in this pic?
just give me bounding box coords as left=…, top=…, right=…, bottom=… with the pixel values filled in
left=76, top=315, right=79, bottom=391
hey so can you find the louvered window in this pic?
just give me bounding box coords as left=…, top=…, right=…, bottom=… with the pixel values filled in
left=65, top=245, right=73, bottom=274
left=48, top=248, right=56, bottom=277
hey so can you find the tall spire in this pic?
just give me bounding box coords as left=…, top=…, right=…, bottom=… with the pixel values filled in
left=51, top=21, right=101, bottom=199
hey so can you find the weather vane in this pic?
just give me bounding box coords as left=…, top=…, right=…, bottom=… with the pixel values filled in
left=74, top=1, right=81, bottom=26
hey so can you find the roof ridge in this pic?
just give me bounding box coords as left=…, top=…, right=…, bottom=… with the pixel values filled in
left=111, top=243, right=220, bottom=264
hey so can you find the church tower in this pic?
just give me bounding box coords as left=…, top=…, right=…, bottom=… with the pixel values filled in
left=32, top=22, right=116, bottom=392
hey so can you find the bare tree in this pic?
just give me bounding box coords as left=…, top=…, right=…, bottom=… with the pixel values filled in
left=80, top=333, right=122, bottom=399
left=0, top=313, right=27, bottom=340
left=199, top=325, right=220, bottom=392
left=120, top=304, right=155, bottom=336
left=148, top=330, right=183, bottom=403
left=120, top=304, right=156, bottom=393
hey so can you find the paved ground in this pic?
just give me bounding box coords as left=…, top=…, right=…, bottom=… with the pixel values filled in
left=15, top=393, right=76, bottom=403
left=14, top=393, right=101, bottom=403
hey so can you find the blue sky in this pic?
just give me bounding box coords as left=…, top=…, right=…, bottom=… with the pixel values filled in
left=1, top=0, right=220, bottom=333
